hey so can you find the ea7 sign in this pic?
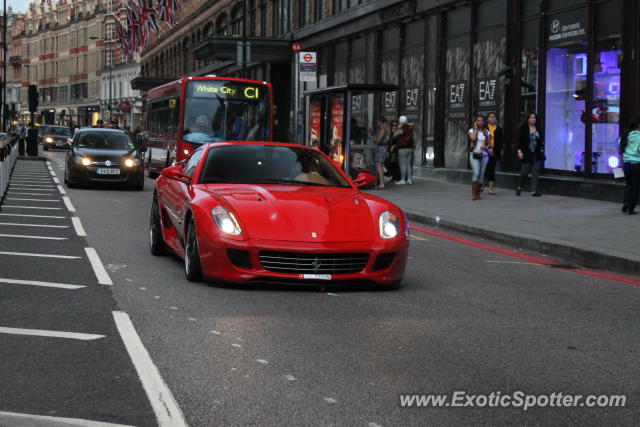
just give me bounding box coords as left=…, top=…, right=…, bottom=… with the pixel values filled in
left=477, top=78, right=497, bottom=108
left=448, top=82, right=466, bottom=110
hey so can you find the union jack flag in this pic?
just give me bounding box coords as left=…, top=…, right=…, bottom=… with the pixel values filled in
left=141, top=0, right=159, bottom=35
left=114, top=15, right=131, bottom=57
left=159, top=0, right=177, bottom=25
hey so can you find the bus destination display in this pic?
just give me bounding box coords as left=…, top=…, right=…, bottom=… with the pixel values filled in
left=188, top=81, right=263, bottom=100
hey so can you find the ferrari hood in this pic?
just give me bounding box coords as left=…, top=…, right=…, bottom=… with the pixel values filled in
left=203, top=185, right=374, bottom=243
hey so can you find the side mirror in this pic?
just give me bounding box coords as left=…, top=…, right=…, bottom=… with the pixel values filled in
left=353, top=172, right=376, bottom=188
left=161, top=165, right=191, bottom=184
left=67, top=139, right=73, bottom=146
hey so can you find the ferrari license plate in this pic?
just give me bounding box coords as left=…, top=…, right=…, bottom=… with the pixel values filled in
left=302, top=274, right=332, bottom=280
left=97, top=168, right=120, bottom=175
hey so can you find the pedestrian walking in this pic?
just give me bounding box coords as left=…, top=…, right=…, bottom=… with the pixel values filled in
left=394, top=116, right=414, bottom=185
left=619, top=117, right=640, bottom=215
left=368, top=117, right=389, bottom=189
left=484, top=112, right=503, bottom=195
left=516, top=112, right=545, bottom=197
left=468, top=115, right=490, bottom=200
left=387, top=120, right=401, bottom=184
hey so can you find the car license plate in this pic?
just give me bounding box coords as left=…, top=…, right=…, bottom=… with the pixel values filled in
left=301, top=274, right=332, bottom=280
left=97, top=168, right=120, bottom=175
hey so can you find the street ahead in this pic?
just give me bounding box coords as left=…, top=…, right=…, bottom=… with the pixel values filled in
left=0, top=150, right=639, bottom=426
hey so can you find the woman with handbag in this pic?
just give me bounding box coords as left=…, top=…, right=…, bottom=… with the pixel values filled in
left=516, top=112, right=545, bottom=197
left=468, top=115, right=490, bottom=200
left=620, top=117, right=640, bottom=215
left=484, top=112, right=503, bottom=195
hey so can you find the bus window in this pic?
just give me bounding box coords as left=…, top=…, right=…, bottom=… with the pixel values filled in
left=182, top=80, right=269, bottom=145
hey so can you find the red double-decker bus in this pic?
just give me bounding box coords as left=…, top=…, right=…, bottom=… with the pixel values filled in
left=141, top=76, right=273, bottom=177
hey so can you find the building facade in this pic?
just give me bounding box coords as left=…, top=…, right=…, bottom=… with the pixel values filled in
left=137, top=0, right=640, bottom=180
left=8, top=10, right=25, bottom=121
left=17, top=0, right=141, bottom=127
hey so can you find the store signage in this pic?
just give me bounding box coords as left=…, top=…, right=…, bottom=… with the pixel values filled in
left=299, top=51, right=317, bottom=82
left=403, top=88, right=420, bottom=111
left=476, top=78, right=497, bottom=108
left=330, top=97, right=344, bottom=164
left=547, top=10, right=586, bottom=45
left=384, top=91, right=397, bottom=111
left=448, top=82, right=466, bottom=110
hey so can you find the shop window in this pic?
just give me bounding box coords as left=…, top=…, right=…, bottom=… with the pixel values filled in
left=381, top=27, right=400, bottom=85
left=477, top=0, right=507, bottom=28
left=519, top=0, right=539, bottom=17
left=349, top=37, right=365, bottom=84
left=425, top=14, right=437, bottom=165
left=444, top=36, right=470, bottom=169
left=547, top=0, right=585, bottom=11
left=446, top=6, right=470, bottom=37
left=520, top=19, right=539, bottom=121
left=473, top=28, right=506, bottom=118
left=334, top=41, right=348, bottom=85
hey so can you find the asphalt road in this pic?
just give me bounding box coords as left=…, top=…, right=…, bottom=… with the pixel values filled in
left=1, top=149, right=638, bottom=426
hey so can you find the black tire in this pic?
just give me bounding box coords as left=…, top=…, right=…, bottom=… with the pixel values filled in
left=149, top=194, right=167, bottom=256
left=147, top=153, right=158, bottom=179
left=184, top=217, right=203, bottom=282
left=66, top=168, right=78, bottom=188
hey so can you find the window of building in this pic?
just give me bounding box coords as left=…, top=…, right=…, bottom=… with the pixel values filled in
left=259, top=0, right=268, bottom=36
left=274, top=0, right=290, bottom=36
left=248, top=0, right=256, bottom=36
left=334, top=41, right=348, bottom=85
left=216, top=13, right=228, bottom=36
left=231, top=4, right=244, bottom=36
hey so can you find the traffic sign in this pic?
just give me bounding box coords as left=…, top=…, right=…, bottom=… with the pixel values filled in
left=292, top=42, right=301, bottom=53
left=299, top=51, right=317, bottom=82
left=119, top=100, right=132, bottom=113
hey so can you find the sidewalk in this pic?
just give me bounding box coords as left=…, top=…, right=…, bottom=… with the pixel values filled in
left=366, top=175, right=640, bottom=276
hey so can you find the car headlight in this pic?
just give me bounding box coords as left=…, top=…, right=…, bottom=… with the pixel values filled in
left=45, top=137, right=54, bottom=143
left=124, top=158, right=139, bottom=167
left=81, top=157, right=91, bottom=166
left=211, top=206, right=242, bottom=236
left=379, top=211, right=399, bottom=239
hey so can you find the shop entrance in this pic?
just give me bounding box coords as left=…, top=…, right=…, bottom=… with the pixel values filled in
left=304, top=84, right=398, bottom=182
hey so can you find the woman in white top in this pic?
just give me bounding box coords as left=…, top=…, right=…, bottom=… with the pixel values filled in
left=468, top=115, right=490, bottom=200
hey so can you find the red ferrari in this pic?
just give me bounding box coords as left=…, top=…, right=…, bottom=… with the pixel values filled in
left=149, top=142, right=409, bottom=286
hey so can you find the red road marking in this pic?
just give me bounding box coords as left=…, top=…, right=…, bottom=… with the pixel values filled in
left=410, top=224, right=640, bottom=287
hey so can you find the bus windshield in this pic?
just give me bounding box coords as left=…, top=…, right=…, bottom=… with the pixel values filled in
left=182, top=80, right=269, bottom=145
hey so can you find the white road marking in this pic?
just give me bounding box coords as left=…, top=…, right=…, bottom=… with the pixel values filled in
left=188, top=317, right=197, bottom=322
left=0, top=213, right=66, bottom=218
left=232, top=343, right=242, bottom=348
left=0, top=411, right=133, bottom=427
left=284, top=374, right=297, bottom=381
left=112, top=311, right=187, bottom=427
left=85, top=247, right=113, bottom=285
left=1, top=205, right=62, bottom=210
left=62, top=196, right=76, bottom=212
left=153, top=295, right=160, bottom=299
left=0, top=278, right=83, bottom=289
left=326, top=292, right=339, bottom=296
left=170, top=306, right=178, bottom=310
left=368, top=423, right=383, bottom=427
left=0, top=233, right=67, bottom=240
left=8, top=188, right=55, bottom=192
left=8, top=184, right=52, bottom=188
left=12, top=173, right=50, bottom=177
left=255, top=359, right=269, bottom=364
left=53, top=177, right=60, bottom=184
left=12, top=180, right=52, bottom=183
left=50, top=170, right=57, bottom=177
left=323, top=397, right=338, bottom=404
left=126, top=278, right=133, bottom=282
left=8, top=192, right=58, bottom=196
left=57, top=184, right=67, bottom=194
left=72, top=217, right=87, bottom=236
left=210, top=330, right=221, bottom=335
left=0, top=327, right=104, bottom=340
left=7, top=198, right=59, bottom=202
left=0, top=222, right=69, bottom=228
left=139, top=287, right=147, bottom=290
left=0, top=250, right=80, bottom=259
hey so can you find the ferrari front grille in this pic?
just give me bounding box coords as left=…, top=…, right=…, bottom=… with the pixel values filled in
left=259, top=251, right=369, bottom=274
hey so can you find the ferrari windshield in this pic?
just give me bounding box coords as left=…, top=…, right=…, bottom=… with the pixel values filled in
left=182, top=81, right=269, bottom=145
left=199, top=145, right=351, bottom=188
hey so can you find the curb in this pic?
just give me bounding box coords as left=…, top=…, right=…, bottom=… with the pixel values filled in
left=405, top=210, right=640, bottom=277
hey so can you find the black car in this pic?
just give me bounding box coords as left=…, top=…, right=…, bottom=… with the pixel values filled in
left=42, top=125, right=73, bottom=150
left=65, top=128, right=145, bottom=190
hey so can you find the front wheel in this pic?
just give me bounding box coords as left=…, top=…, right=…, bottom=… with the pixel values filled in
left=184, top=217, right=203, bottom=282
left=147, top=152, right=158, bottom=179
left=149, top=195, right=167, bottom=256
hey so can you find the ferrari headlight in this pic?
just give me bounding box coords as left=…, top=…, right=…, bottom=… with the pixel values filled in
left=81, top=157, right=91, bottom=166
left=211, top=206, right=242, bottom=236
left=124, top=158, right=139, bottom=167
left=45, top=137, right=54, bottom=143
left=379, top=211, right=399, bottom=239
